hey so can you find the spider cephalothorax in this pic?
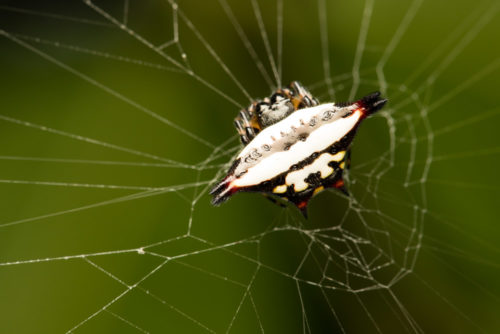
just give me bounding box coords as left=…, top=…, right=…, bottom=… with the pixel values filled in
left=211, top=81, right=387, bottom=217
left=233, top=81, right=319, bottom=144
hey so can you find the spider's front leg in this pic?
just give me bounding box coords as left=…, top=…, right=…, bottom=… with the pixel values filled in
left=288, top=81, right=319, bottom=109
left=234, top=105, right=261, bottom=145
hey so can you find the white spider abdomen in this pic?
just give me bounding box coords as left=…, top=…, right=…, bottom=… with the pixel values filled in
left=232, top=104, right=361, bottom=188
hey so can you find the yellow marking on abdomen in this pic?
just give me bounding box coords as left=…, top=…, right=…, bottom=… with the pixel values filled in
left=313, top=186, right=324, bottom=196
left=273, top=184, right=287, bottom=194
left=331, top=151, right=346, bottom=162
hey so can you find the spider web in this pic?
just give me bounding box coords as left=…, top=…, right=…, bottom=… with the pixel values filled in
left=1, top=0, right=499, bottom=333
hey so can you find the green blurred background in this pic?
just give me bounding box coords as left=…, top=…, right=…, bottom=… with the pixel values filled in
left=1, top=0, right=499, bottom=333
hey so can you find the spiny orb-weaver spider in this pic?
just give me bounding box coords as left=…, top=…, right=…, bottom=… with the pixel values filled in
left=211, top=81, right=387, bottom=217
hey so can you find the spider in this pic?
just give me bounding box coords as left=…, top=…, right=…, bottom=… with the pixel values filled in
left=211, top=81, right=387, bottom=217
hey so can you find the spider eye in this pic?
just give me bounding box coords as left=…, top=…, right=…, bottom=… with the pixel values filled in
left=256, top=102, right=270, bottom=115
left=270, top=93, right=285, bottom=105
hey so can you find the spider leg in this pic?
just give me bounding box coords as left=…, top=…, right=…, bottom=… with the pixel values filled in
left=288, top=81, right=320, bottom=110
left=234, top=107, right=261, bottom=145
